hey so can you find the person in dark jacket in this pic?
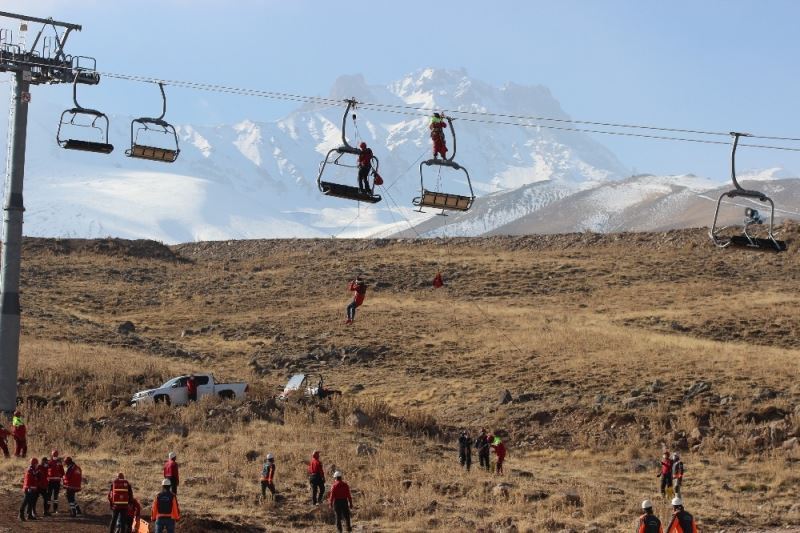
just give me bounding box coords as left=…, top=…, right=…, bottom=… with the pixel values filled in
left=357, top=142, right=373, bottom=193
left=328, top=471, right=353, bottom=533
left=458, top=430, right=472, bottom=471
left=667, top=497, right=697, bottom=532
left=671, top=452, right=684, bottom=498
left=474, top=429, right=491, bottom=472
left=260, top=453, right=276, bottom=500
left=307, top=450, right=325, bottom=505
left=638, top=499, right=663, bottom=533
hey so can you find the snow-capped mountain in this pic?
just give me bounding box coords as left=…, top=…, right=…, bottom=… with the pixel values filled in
left=0, top=68, right=636, bottom=242
left=2, top=67, right=792, bottom=242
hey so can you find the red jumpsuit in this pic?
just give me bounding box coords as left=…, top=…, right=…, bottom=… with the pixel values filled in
left=345, top=281, right=367, bottom=323
left=163, top=459, right=179, bottom=494
left=491, top=441, right=506, bottom=474
left=430, top=117, right=448, bottom=159
left=12, top=420, right=26, bottom=457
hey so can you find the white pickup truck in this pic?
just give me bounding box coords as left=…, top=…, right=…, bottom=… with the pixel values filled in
left=131, top=374, right=248, bottom=406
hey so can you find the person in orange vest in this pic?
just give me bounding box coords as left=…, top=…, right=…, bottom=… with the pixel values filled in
left=490, top=435, right=506, bottom=475
left=671, top=452, right=684, bottom=498
left=151, top=478, right=180, bottom=533
left=47, top=449, right=65, bottom=514
left=260, top=453, right=276, bottom=501
left=308, top=450, right=325, bottom=505
left=328, top=471, right=353, bottom=533
left=638, top=499, right=664, bottom=533
left=429, top=113, right=448, bottom=159
left=36, top=457, right=50, bottom=517
left=19, top=457, right=39, bottom=521
left=667, top=497, right=698, bottom=532
left=345, top=277, right=367, bottom=325
left=163, top=451, right=179, bottom=494
left=107, top=472, right=134, bottom=533
left=11, top=410, right=27, bottom=457
left=62, top=456, right=83, bottom=516
left=0, top=423, right=10, bottom=457
left=126, top=495, right=142, bottom=533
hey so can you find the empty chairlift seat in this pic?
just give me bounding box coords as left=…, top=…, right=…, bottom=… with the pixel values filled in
left=414, top=189, right=473, bottom=211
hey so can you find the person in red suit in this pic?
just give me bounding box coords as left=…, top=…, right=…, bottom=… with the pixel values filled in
left=356, top=142, right=373, bottom=193
left=163, top=452, right=179, bottom=494
left=11, top=410, right=26, bottom=457
left=490, top=435, right=507, bottom=475
left=47, top=449, right=65, bottom=514
left=328, top=471, right=353, bottom=533
left=345, top=277, right=367, bottom=325
left=430, top=113, right=448, bottom=159
left=62, top=456, right=83, bottom=516
left=19, top=458, right=39, bottom=521
left=307, top=450, right=325, bottom=505
left=186, top=375, right=197, bottom=402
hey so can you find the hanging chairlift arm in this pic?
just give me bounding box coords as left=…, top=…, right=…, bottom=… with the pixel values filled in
left=340, top=98, right=357, bottom=150
left=445, top=116, right=457, bottom=162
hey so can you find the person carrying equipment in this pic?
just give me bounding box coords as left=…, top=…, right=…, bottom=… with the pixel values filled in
left=357, top=142, right=373, bottom=193
left=430, top=112, right=448, bottom=159
left=19, top=458, right=39, bottom=521
left=187, top=374, right=198, bottom=402
left=12, top=410, right=27, bottom=457
left=260, top=453, right=276, bottom=500
left=48, top=449, right=65, bottom=514
left=107, top=472, right=134, bottom=533
left=667, top=497, right=697, bottom=532
left=345, top=277, right=367, bottom=325
left=163, top=452, right=179, bottom=494
left=657, top=450, right=673, bottom=497
left=671, top=452, right=684, bottom=498
left=37, top=457, right=50, bottom=517
left=63, top=456, right=83, bottom=516
left=126, top=496, right=142, bottom=533
left=638, top=499, right=664, bottom=533
left=490, top=435, right=506, bottom=475
left=151, top=479, right=180, bottom=533
left=474, top=429, right=491, bottom=472
left=308, top=450, right=325, bottom=505
left=0, top=423, right=10, bottom=457
left=458, top=430, right=472, bottom=471
left=328, top=471, right=353, bottom=533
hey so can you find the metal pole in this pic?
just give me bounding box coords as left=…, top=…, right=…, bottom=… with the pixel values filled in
left=0, top=69, right=29, bottom=413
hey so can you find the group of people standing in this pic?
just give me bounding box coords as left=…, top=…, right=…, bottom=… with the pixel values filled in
left=457, top=429, right=507, bottom=474
left=19, top=449, right=82, bottom=520
left=635, top=448, right=695, bottom=532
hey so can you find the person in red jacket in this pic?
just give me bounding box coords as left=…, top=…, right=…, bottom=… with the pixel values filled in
left=657, top=450, right=673, bottom=498
left=0, top=423, right=10, bottom=457
left=356, top=142, right=373, bottom=193
left=490, top=435, right=506, bottom=475
left=126, top=495, right=142, bottom=533
left=186, top=374, right=198, bottom=402
left=37, top=457, right=51, bottom=517
left=107, top=472, right=134, bottom=533
left=432, top=271, right=444, bottom=289
left=328, top=471, right=353, bottom=533
left=163, top=451, right=179, bottom=494
left=430, top=112, right=448, bottom=159
left=345, top=277, right=367, bottom=325
left=307, top=450, right=325, bottom=505
left=62, top=456, right=83, bottom=516
left=19, top=458, right=39, bottom=521
left=12, top=410, right=27, bottom=457
left=48, top=449, right=65, bottom=514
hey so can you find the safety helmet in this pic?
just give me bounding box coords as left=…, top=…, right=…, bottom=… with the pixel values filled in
left=168, top=452, right=176, bottom=460
left=266, top=453, right=274, bottom=460
left=333, top=471, right=343, bottom=479
left=117, top=472, right=125, bottom=479
left=162, top=478, right=172, bottom=486
left=51, top=449, right=59, bottom=457
left=359, top=142, right=367, bottom=149
left=30, top=457, right=38, bottom=466
left=671, top=496, right=683, bottom=507
left=64, top=456, right=73, bottom=464
left=672, top=452, right=680, bottom=460
left=641, top=499, right=653, bottom=510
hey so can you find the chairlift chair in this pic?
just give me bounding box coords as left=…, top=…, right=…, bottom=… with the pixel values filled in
left=413, top=116, right=475, bottom=215
left=709, top=132, right=787, bottom=252
left=316, top=99, right=382, bottom=204
left=56, top=71, right=114, bottom=154
left=126, top=83, right=180, bottom=163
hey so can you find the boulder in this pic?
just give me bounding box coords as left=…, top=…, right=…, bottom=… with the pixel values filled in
left=244, top=450, right=259, bottom=462
left=492, top=482, right=513, bottom=499
left=769, top=421, right=787, bottom=444
left=499, top=390, right=513, bottom=405
left=684, top=381, right=711, bottom=400
left=346, top=409, right=372, bottom=428
left=783, top=437, right=799, bottom=450
left=401, top=479, right=413, bottom=490
left=563, top=488, right=582, bottom=507
left=117, top=321, right=136, bottom=334
left=648, top=379, right=665, bottom=393
left=356, top=443, right=377, bottom=456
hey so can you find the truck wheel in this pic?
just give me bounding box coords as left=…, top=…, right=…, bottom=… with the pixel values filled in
left=154, top=395, right=171, bottom=406
left=218, top=391, right=235, bottom=401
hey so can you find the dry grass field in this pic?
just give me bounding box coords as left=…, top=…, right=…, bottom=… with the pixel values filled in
left=1, top=227, right=799, bottom=532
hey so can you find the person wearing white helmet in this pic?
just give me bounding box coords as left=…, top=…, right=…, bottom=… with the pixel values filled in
left=667, top=496, right=697, bottom=532
left=637, top=499, right=663, bottom=533
left=151, top=479, right=180, bottom=533
left=260, top=453, right=276, bottom=501
left=163, top=452, right=179, bottom=495
left=671, top=452, right=684, bottom=498
left=328, top=471, right=353, bottom=533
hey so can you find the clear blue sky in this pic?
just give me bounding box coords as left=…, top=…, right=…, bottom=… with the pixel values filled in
left=4, top=0, right=800, bottom=179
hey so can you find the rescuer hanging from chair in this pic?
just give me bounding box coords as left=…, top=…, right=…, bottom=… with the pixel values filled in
left=430, top=112, right=448, bottom=159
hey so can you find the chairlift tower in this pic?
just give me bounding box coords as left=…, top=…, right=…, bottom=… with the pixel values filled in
left=0, top=11, right=99, bottom=413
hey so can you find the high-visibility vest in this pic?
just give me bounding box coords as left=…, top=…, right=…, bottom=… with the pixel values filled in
left=111, top=479, right=130, bottom=507
left=153, top=490, right=180, bottom=520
